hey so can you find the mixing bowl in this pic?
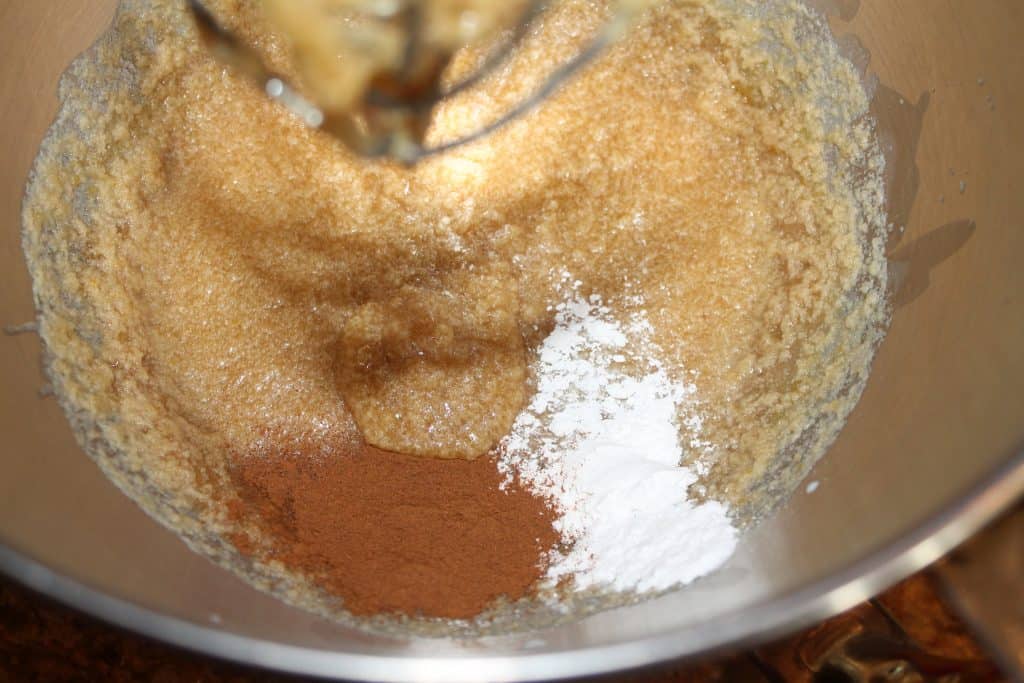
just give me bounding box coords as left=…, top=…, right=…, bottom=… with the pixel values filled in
left=1, top=1, right=1022, bottom=680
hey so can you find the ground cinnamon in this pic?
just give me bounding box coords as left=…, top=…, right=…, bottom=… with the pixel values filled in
left=227, top=443, right=559, bottom=619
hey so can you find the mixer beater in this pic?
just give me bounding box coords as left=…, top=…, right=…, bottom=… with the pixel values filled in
left=188, top=0, right=652, bottom=163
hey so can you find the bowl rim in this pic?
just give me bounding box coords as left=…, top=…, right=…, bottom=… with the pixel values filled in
left=1, top=447, right=1021, bottom=681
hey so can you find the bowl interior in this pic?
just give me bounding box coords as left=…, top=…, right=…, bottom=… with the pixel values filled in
left=1, top=1, right=1022, bottom=680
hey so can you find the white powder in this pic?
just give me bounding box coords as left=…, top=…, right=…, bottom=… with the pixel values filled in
left=500, top=290, right=737, bottom=593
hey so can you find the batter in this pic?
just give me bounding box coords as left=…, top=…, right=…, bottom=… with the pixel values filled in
left=22, top=0, right=886, bottom=631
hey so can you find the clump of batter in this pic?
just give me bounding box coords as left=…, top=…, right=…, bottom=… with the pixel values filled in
left=22, top=0, right=886, bottom=633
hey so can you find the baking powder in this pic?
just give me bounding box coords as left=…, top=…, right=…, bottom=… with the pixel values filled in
left=501, top=289, right=737, bottom=593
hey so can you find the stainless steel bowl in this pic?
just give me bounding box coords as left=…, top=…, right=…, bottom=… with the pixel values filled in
left=2, top=1, right=1022, bottom=680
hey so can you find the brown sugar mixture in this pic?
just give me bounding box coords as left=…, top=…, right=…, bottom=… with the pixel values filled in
left=21, top=0, right=886, bottom=631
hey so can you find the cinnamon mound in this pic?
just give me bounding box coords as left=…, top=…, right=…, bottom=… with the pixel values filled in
left=228, top=444, right=558, bottom=619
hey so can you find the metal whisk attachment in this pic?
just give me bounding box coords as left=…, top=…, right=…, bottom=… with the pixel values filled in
left=188, top=0, right=648, bottom=164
